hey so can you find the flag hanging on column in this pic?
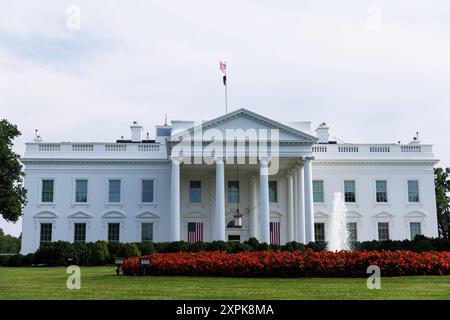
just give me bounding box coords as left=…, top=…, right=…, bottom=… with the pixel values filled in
left=220, top=61, right=227, bottom=85
left=188, top=222, right=203, bottom=243
left=270, top=222, right=281, bottom=245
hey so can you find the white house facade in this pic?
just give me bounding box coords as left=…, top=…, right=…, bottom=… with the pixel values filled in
left=20, top=108, right=439, bottom=254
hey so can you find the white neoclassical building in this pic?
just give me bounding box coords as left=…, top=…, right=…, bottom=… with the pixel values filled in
left=20, top=108, right=439, bottom=254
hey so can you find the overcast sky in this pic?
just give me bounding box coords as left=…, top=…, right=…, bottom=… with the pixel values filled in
left=1, top=0, right=450, bottom=236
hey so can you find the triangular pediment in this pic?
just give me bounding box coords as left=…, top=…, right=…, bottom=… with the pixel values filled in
left=102, top=211, right=126, bottom=219
left=68, top=211, right=92, bottom=219
left=170, top=108, right=318, bottom=143
left=314, top=211, right=329, bottom=219
left=136, top=211, right=160, bottom=219
left=405, top=211, right=426, bottom=218
left=372, top=211, right=394, bottom=219
left=34, top=211, right=58, bottom=219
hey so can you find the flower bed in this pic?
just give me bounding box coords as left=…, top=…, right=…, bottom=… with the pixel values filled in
left=121, top=249, right=450, bottom=277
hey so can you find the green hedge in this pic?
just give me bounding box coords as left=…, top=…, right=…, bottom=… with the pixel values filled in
left=1, top=236, right=449, bottom=267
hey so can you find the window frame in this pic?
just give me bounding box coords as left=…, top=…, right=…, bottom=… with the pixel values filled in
left=227, top=180, right=240, bottom=204
left=189, top=180, right=202, bottom=204
left=107, top=179, right=122, bottom=204
left=375, top=180, right=389, bottom=203
left=141, top=222, right=154, bottom=243
left=107, top=223, right=120, bottom=243
left=409, top=222, right=422, bottom=240
left=312, top=180, right=324, bottom=203
left=74, top=178, right=89, bottom=204
left=346, top=222, right=358, bottom=242
left=73, top=223, right=87, bottom=243
left=269, top=180, right=278, bottom=203
left=344, top=180, right=356, bottom=203
left=39, top=223, right=53, bottom=246
left=40, top=178, right=55, bottom=204
left=141, top=178, right=156, bottom=204
left=314, top=222, right=326, bottom=243
left=377, top=222, right=390, bottom=241
left=407, top=180, right=420, bottom=203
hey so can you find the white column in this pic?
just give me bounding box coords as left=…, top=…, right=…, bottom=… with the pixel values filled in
left=287, top=173, right=294, bottom=242
left=293, top=167, right=298, bottom=241
left=259, top=157, right=270, bottom=243
left=170, top=156, right=182, bottom=241
left=304, top=157, right=315, bottom=243
left=249, top=175, right=258, bottom=239
left=297, top=164, right=306, bottom=243
left=215, top=157, right=226, bottom=241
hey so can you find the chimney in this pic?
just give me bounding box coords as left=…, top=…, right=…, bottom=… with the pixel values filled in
left=315, top=122, right=329, bottom=144
left=130, top=121, right=143, bottom=142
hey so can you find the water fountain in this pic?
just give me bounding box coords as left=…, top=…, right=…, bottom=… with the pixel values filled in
left=327, top=192, right=351, bottom=251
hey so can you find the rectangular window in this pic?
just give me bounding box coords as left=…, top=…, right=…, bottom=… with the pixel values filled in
left=75, top=179, right=88, bottom=203
left=41, top=179, right=54, bottom=203
left=141, top=223, right=154, bottom=243
left=74, top=223, right=86, bottom=243
left=108, top=180, right=121, bottom=203
left=313, top=180, right=324, bottom=203
left=347, top=222, right=357, bottom=242
left=269, top=181, right=278, bottom=203
left=314, top=223, right=325, bottom=242
left=40, top=223, right=52, bottom=246
left=142, top=179, right=154, bottom=203
left=344, top=180, right=356, bottom=203
left=410, top=222, right=422, bottom=240
left=408, top=180, right=420, bottom=202
left=376, top=180, right=388, bottom=202
left=378, top=222, right=390, bottom=241
left=189, top=180, right=201, bottom=203
left=108, top=223, right=120, bottom=243
left=228, top=181, right=239, bottom=203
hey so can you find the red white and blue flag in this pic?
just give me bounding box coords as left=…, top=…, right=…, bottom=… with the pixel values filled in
left=220, top=61, right=227, bottom=86
left=270, top=222, right=281, bottom=245
left=188, top=222, right=203, bottom=243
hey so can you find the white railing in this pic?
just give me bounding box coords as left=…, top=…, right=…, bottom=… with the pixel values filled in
left=138, top=144, right=160, bottom=152
left=370, top=146, right=390, bottom=153
left=311, top=143, right=432, bottom=158
left=312, top=145, right=327, bottom=152
left=38, top=144, right=60, bottom=151
left=72, top=144, right=94, bottom=152
left=105, top=144, right=127, bottom=152
left=401, top=145, right=421, bottom=152
left=338, top=146, right=359, bottom=153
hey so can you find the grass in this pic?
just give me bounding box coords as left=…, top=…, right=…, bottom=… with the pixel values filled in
left=0, top=266, right=449, bottom=300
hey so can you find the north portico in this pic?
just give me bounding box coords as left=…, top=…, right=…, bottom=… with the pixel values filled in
left=166, top=108, right=318, bottom=244
left=20, top=108, right=439, bottom=254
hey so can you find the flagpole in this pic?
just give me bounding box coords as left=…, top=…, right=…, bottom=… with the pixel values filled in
left=225, top=78, right=228, bottom=114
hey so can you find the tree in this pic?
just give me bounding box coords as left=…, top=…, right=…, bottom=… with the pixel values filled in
left=0, top=119, right=27, bottom=222
left=435, top=167, right=450, bottom=239
left=0, top=228, right=21, bottom=253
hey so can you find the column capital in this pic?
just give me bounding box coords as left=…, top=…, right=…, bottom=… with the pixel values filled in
left=170, top=155, right=183, bottom=164
left=258, top=156, right=271, bottom=167
left=302, top=156, right=315, bottom=162
left=214, top=156, right=225, bottom=164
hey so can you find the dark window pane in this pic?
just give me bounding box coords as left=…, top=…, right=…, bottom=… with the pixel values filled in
left=269, top=181, right=277, bottom=203
left=108, top=223, right=120, bottom=243
left=40, top=223, right=52, bottom=246
left=228, top=181, right=239, bottom=203
left=74, top=223, right=86, bottom=243
left=41, top=180, right=54, bottom=202
left=189, top=181, right=201, bottom=203
left=141, top=223, right=153, bottom=243
left=314, top=223, right=325, bottom=242
left=108, top=180, right=121, bottom=203
left=75, top=179, right=88, bottom=203
left=142, top=180, right=154, bottom=203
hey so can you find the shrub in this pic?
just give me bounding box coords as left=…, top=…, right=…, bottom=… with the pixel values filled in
left=73, top=243, right=89, bottom=266
left=87, top=241, right=110, bottom=265
left=7, top=254, right=25, bottom=267
left=34, top=241, right=78, bottom=266
left=0, top=255, right=10, bottom=266
left=206, top=241, right=230, bottom=252
left=189, top=242, right=208, bottom=252
left=136, top=242, right=156, bottom=255
left=283, top=241, right=306, bottom=252
left=122, top=250, right=450, bottom=277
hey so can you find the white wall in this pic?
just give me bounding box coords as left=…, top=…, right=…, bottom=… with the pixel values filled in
left=312, top=163, right=438, bottom=242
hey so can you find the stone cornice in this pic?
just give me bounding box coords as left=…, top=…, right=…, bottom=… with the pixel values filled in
left=21, top=158, right=170, bottom=165
left=312, top=159, right=439, bottom=166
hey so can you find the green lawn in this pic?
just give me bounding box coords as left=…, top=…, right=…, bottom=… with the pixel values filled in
left=0, top=266, right=449, bottom=300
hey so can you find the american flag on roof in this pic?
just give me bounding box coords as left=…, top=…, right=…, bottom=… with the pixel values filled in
left=220, top=61, right=227, bottom=75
